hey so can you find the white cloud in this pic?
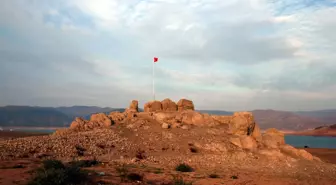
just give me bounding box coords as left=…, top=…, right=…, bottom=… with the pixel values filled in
left=0, top=0, right=336, bottom=111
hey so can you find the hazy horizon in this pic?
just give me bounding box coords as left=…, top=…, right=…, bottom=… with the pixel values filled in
left=1, top=1, right=336, bottom=111
left=1, top=103, right=335, bottom=112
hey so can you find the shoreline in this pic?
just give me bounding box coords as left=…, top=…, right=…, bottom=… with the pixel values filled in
left=0, top=126, right=67, bottom=130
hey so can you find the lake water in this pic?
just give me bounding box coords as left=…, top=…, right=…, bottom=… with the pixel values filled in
left=285, top=135, right=336, bottom=149
left=1, top=128, right=57, bottom=134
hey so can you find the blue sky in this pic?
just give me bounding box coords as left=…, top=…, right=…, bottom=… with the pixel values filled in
left=0, top=0, right=336, bottom=111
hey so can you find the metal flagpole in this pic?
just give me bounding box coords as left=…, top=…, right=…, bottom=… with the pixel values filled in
left=153, top=58, right=155, bottom=100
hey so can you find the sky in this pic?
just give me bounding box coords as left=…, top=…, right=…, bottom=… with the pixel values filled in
left=0, top=0, right=336, bottom=111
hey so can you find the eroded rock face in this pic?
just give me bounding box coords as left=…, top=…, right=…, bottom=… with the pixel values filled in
left=240, top=136, right=257, bottom=150
left=144, top=101, right=163, bottom=112
left=252, top=124, right=262, bottom=141
left=161, top=98, right=177, bottom=111
left=262, top=128, right=285, bottom=149
left=211, top=115, right=231, bottom=124
left=230, top=112, right=255, bottom=136
left=177, top=110, right=216, bottom=126
left=70, top=117, right=89, bottom=130
left=129, top=100, right=139, bottom=112
left=90, top=113, right=113, bottom=127
left=177, top=99, right=194, bottom=111
left=153, top=112, right=177, bottom=123
left=280, top=144, right=316, bottom=161
left=108, top=112, right=126, bottom=124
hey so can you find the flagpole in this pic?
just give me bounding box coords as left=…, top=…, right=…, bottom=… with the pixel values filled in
left=153, top=58, right=155, bottom=101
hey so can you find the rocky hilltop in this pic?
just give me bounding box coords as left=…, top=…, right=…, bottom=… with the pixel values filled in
left=0, top=98, right=335, bottom=184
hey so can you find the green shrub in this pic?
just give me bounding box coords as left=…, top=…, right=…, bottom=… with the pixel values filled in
left=175, top=163, right=193, bottom=172
left=27, top=160, right=91, bottom=185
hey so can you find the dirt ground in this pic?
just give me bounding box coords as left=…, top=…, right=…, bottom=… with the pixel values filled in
left=0, top=157, right=336, bottom=185
left=1, top=129, right=336, bottom=185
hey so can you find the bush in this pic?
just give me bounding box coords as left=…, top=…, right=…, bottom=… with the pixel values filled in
left=208, top=174, right=219, bottom=178
left=127, top=173, right=143, bottom=181
left=189, top=147, right=198, bottom=153
left=42, top=160, right=65, bottom=170
left=69, top=159, right=100, bottom=168
left=175, top=163, right=193, bottom=172
left=27, top=160, right=91, bottom=185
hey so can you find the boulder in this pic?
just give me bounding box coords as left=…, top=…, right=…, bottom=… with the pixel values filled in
left=262, top=128, right=285, bottom=149
left=129, top=100, right=139, bottom=112
left=153, top=112, right=177, bottom=123
left=240, top=136, right=257, bottom=150
left=70, top=117, right=88, bottom=130
left=177, top=111, right=215, bottom=126
left=162, top=123, right=170, bottom=129
left=211, top=115, right=231, bottom=124
left=177, top=99, right=194, bottom=111
left=251, top=124, right=262, bottom=141
left=90, top=113, right=113, bottom=127
left=161, top=98, right=177, bottom=111
left=229, top=112, right=255, bottom=135
left=280, top=144, right=315, bottom=161
left=230, top=136, right=242, bottom=148
left=258, top=149, right=286, bottom=160
left=108, top=112, right=126, bottom=124
left=144, top=101, right=163, bottom=112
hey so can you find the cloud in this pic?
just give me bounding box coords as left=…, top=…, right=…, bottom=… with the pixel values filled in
left=0, top=0, right=336, bottom=111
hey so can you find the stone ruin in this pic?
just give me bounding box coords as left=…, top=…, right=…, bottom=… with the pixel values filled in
left=59, top=98, right=319, bottom=162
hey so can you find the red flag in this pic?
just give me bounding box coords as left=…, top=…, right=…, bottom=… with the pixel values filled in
left=154, top=57, right=158, bottom=63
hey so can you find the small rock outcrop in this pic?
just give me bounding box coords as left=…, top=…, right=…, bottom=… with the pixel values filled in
left=229, top=112, right=255, bottom=135
left=262, top=128, right=285, bottom=149
left=129, top=100, right=139, bottom=112
left=70, top=117, right=88, bottom=130
left=161, top=98, right=177, bottom=111
left=90, top=113, right=113, bottom=127
left=177, top=99, right=194, bottom=111
left=144, top=101, right=163, bottom=112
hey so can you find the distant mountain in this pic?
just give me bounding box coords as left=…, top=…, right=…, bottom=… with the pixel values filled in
left=251, top=109, right=330, bottom=131
left=198, top=110, right=233, bottom=115
left=0, top=106, right=335, bottom=130
left=290, top=124, right=336, bottom=137
left=295, top=110, right=336, bottom=124
left=56, top=106, right=124, bottom=117
left=0, top=106, right=126, bottom=127
left=0, top=106, right=71, bottom=127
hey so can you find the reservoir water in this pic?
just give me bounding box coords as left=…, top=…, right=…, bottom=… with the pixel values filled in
left=285, top=135, right=336, bottom=149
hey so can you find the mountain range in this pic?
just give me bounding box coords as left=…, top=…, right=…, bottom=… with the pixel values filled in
left=0, top=106, right=335, bottom=131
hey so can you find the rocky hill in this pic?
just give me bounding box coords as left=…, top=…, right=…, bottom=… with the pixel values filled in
left=1, top=98, right=336, bottom=184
